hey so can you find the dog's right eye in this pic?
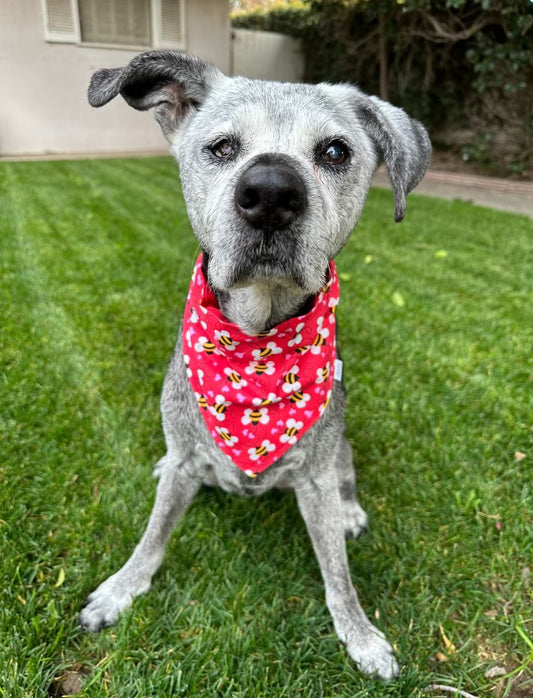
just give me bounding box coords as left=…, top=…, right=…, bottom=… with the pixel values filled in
left=210, top=139, right=235, bottom=159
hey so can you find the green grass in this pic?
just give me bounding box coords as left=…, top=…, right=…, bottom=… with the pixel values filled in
left=1, top=157, right=532, bottom=698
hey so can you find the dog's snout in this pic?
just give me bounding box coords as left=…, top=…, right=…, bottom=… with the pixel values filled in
left=234, top=160, right=307, bottom=232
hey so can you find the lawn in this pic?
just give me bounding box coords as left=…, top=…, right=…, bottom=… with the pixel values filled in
left=0, top=157, right=531, bottom=698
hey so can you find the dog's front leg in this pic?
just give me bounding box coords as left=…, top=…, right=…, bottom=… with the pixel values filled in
left=79, top=460, right=200, bottom=632
left=293, top=468, right=399, bottom=680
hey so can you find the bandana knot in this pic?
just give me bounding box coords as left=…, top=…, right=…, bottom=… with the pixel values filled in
left=183, top=255, right=339, bottom=477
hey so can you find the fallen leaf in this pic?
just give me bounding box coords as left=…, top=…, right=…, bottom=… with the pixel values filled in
left=339, top=272, right=351, bottom=282
left=435, top=249, right=448, bottom=258
left=484, top=666, right=507, bottom=679
left=392, top=291, right=405, bottom=307
left=54, top=568, right=65, bottom=588
left=515, top=451, right=526, bottom=462
left=364, top=255, right=373, bottom=264
left=433, top=651, right=449, bottom=662
left=439, top=624, right=457, bottom=655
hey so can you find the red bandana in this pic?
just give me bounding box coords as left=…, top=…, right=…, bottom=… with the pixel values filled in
left=183, top=255, right=339, bottom=477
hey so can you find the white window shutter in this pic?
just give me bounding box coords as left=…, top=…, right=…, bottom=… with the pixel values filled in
left=79, top=0, right=151, bottom=46
left=42, top=0, right=80, bottom=43
left=152, top=0, right=186, bottom=50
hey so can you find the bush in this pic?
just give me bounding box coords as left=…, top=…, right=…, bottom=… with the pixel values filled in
left=232, top=0, right=533, bottom=176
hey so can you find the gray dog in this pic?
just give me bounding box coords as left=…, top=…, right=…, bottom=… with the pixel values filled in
left=79, top=51, right=430, bottom=681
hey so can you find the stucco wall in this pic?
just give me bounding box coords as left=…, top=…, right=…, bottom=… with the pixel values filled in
left=232, top=29, right=304, bottom=83
left=0, top=1, right=230, bottom=157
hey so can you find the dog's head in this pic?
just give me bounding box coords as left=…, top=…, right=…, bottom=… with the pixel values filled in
left=89, top=51, right=430, bottom=296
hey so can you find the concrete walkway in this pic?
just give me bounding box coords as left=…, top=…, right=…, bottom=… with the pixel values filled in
left=372, top=167, right=533, bottom=218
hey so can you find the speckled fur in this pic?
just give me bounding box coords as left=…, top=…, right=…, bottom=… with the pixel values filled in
left=79, top=51, right=431, bottom=680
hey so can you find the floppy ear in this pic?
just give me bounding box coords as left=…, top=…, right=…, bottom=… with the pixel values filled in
left=357, top=96, right=431, bottom=222
left=88, top=50, right=223, bottom=138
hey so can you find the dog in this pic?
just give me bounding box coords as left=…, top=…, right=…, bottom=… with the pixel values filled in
left=79, top=51, right=431, bottom=681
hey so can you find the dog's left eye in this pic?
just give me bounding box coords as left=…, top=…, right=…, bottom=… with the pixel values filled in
left=319, top=141, right=350, bottom=166
left=210, top=139, right=235, bottom=159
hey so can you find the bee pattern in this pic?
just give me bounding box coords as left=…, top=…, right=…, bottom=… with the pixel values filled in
left=215, top=427, right=238, bottom=447
left=209, top=395, right=231, bottom=421
left=245, top=360, right=275, bottom=376
left=252, top=393, right=280, bottom=407
left=282, top=370, right=302, bottom=393
left=280, top=419, right=304, bottom=444
left=224, top=367, right=248, bottom=389
left=251, top=342, right=282, bottom=360
left=319, top=390, right=332, bottom=416
left=248, top=440, right=276, bottom=461
left=183, top=255, right=339, bottom=475
left=310, top=329, right=329, bottom=354
left=255, top=328, right=278, bottom=338
left=195, top=336, right=217, bottom=354
left=328, top=296, right=339, bottom=321
left=242, top=407, right=270, bottom=426
left=289, top=391, right=311, bottom=408
left=316, top=365, right=329, bottom=384
left=215, top=330, right=238, bottom=351
left=288, top=322, right=305, bottom=347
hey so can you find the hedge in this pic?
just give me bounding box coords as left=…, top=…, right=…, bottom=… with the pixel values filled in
left=232, top=0, right=533, bottom=176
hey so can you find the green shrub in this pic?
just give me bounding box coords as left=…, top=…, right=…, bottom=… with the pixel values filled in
left=232, top=0, right=533, bottom=176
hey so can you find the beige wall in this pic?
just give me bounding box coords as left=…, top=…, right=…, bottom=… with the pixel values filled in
left=0, top=0, right=230, bottom=157
left=232, top=29, right=304, bottom=83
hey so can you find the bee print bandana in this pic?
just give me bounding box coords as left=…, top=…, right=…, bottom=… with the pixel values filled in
left=183, top=255, right=339, bottom=477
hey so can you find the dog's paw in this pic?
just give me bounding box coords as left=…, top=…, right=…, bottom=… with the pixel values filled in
left=342, top=500, right=368, bottom=539
left=345, top=626, right=399, bottom=681
left=78, top=574, right=150, bottom=632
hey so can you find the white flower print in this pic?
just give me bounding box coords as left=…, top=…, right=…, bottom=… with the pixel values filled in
left=328, top=296, right=339, bottom=323
left=291, top=391, right=311, bottom=409
left=248, top=440, right=276, bottom=461
left=223, top=367, right=248, bottom=389
left=251, top=341, right=282, bottom=361
left=315, top=365, right=329, bottom=384
left=242, top=407, right=270, bottom=426
left=310, top=326, right=330, bottom=355
left=208, top=394, right=231, bottom=422
left=282, top=369, right=301, bottom=394
left=216, top=427, right=238, bottom=447
left=197, top=368, right=204, bottom=386
left=183, top=353, right=193, bottom=378
left=214, top=329, right=239, bottom=351
left=280, top=418, right=304, bottom=445
left=194, top=336, right=217, bottom=355
left=319, top=389, right=333, bottom=415
left=252, top=393, right=281, bottom=406
left=245, top=360, right=276, bottom=376
left=288, top=322, right=305, bottom=347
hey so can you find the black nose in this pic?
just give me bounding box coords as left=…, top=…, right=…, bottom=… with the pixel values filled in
left=234, top=159, right=307, bottom=232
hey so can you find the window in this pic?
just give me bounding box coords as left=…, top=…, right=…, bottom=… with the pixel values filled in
left=41, top=0, right=186, bottom=50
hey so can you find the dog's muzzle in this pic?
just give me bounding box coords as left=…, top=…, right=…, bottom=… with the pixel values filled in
left=234, top=154, right=307, bottom=234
